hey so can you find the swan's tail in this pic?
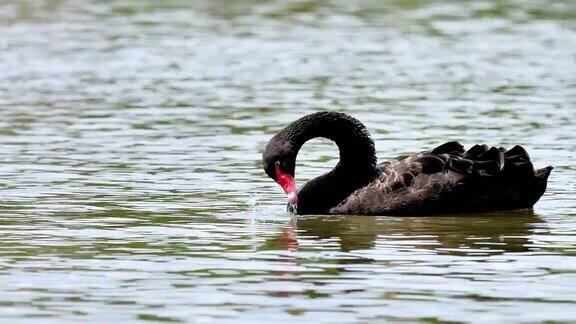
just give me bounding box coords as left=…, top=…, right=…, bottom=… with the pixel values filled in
left=532, top=165, right=553, bottom=205
left=460, top=144, right=553, bottom=208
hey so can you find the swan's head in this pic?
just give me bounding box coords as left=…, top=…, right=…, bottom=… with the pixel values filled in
left=262, top=139, right=298, bottom=207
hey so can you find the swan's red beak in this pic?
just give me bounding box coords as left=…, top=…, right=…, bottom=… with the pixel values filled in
left=275, top=165, right=298, bottom=205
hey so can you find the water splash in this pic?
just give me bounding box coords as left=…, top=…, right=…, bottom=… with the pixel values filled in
left=246, top=192, right=260, bottom=211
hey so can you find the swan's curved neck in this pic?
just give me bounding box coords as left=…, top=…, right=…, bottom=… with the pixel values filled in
left=290, top=113, right=376, bottom=168
left=276, top=112, right=378, bottom=214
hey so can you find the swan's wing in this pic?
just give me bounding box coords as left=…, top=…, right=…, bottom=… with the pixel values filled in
left=330, top=141, right=551, bottom=215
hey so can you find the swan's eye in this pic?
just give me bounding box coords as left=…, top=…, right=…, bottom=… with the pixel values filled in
left=275, top=161, right=280, bottom=167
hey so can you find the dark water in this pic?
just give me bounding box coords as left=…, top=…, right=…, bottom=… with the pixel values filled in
left=1, top=0, right=575, bottom=322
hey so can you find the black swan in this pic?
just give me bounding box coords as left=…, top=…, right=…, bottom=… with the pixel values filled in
left=262, top=111, right=552, bottom=215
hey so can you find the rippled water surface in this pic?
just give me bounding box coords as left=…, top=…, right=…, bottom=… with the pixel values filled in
left=1, top=0, right=575, bottom=322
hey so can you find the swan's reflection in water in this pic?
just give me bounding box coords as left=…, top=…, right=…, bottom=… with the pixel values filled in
left=259, top=210, right=548, bottom=302
left=274, top=210, right=543, bottom=255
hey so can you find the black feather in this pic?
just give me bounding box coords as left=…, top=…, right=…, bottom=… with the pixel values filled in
left=479, top=147, right=504, bottom=173
left=505, top=145, right=530, bottom=161
left=465, top=144, right=489, bottom=159
left=415, top=155, right=446, bottom=174
left=431, top=141, right=465, bottom=154
left=450, top=158, right=473, bottom=174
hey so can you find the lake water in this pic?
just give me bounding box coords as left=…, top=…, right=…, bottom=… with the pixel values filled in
left=0, top=0, right=575, bottom=322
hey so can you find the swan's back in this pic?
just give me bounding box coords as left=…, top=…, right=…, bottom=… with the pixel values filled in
left=330, top=141, right=552, bottom=215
